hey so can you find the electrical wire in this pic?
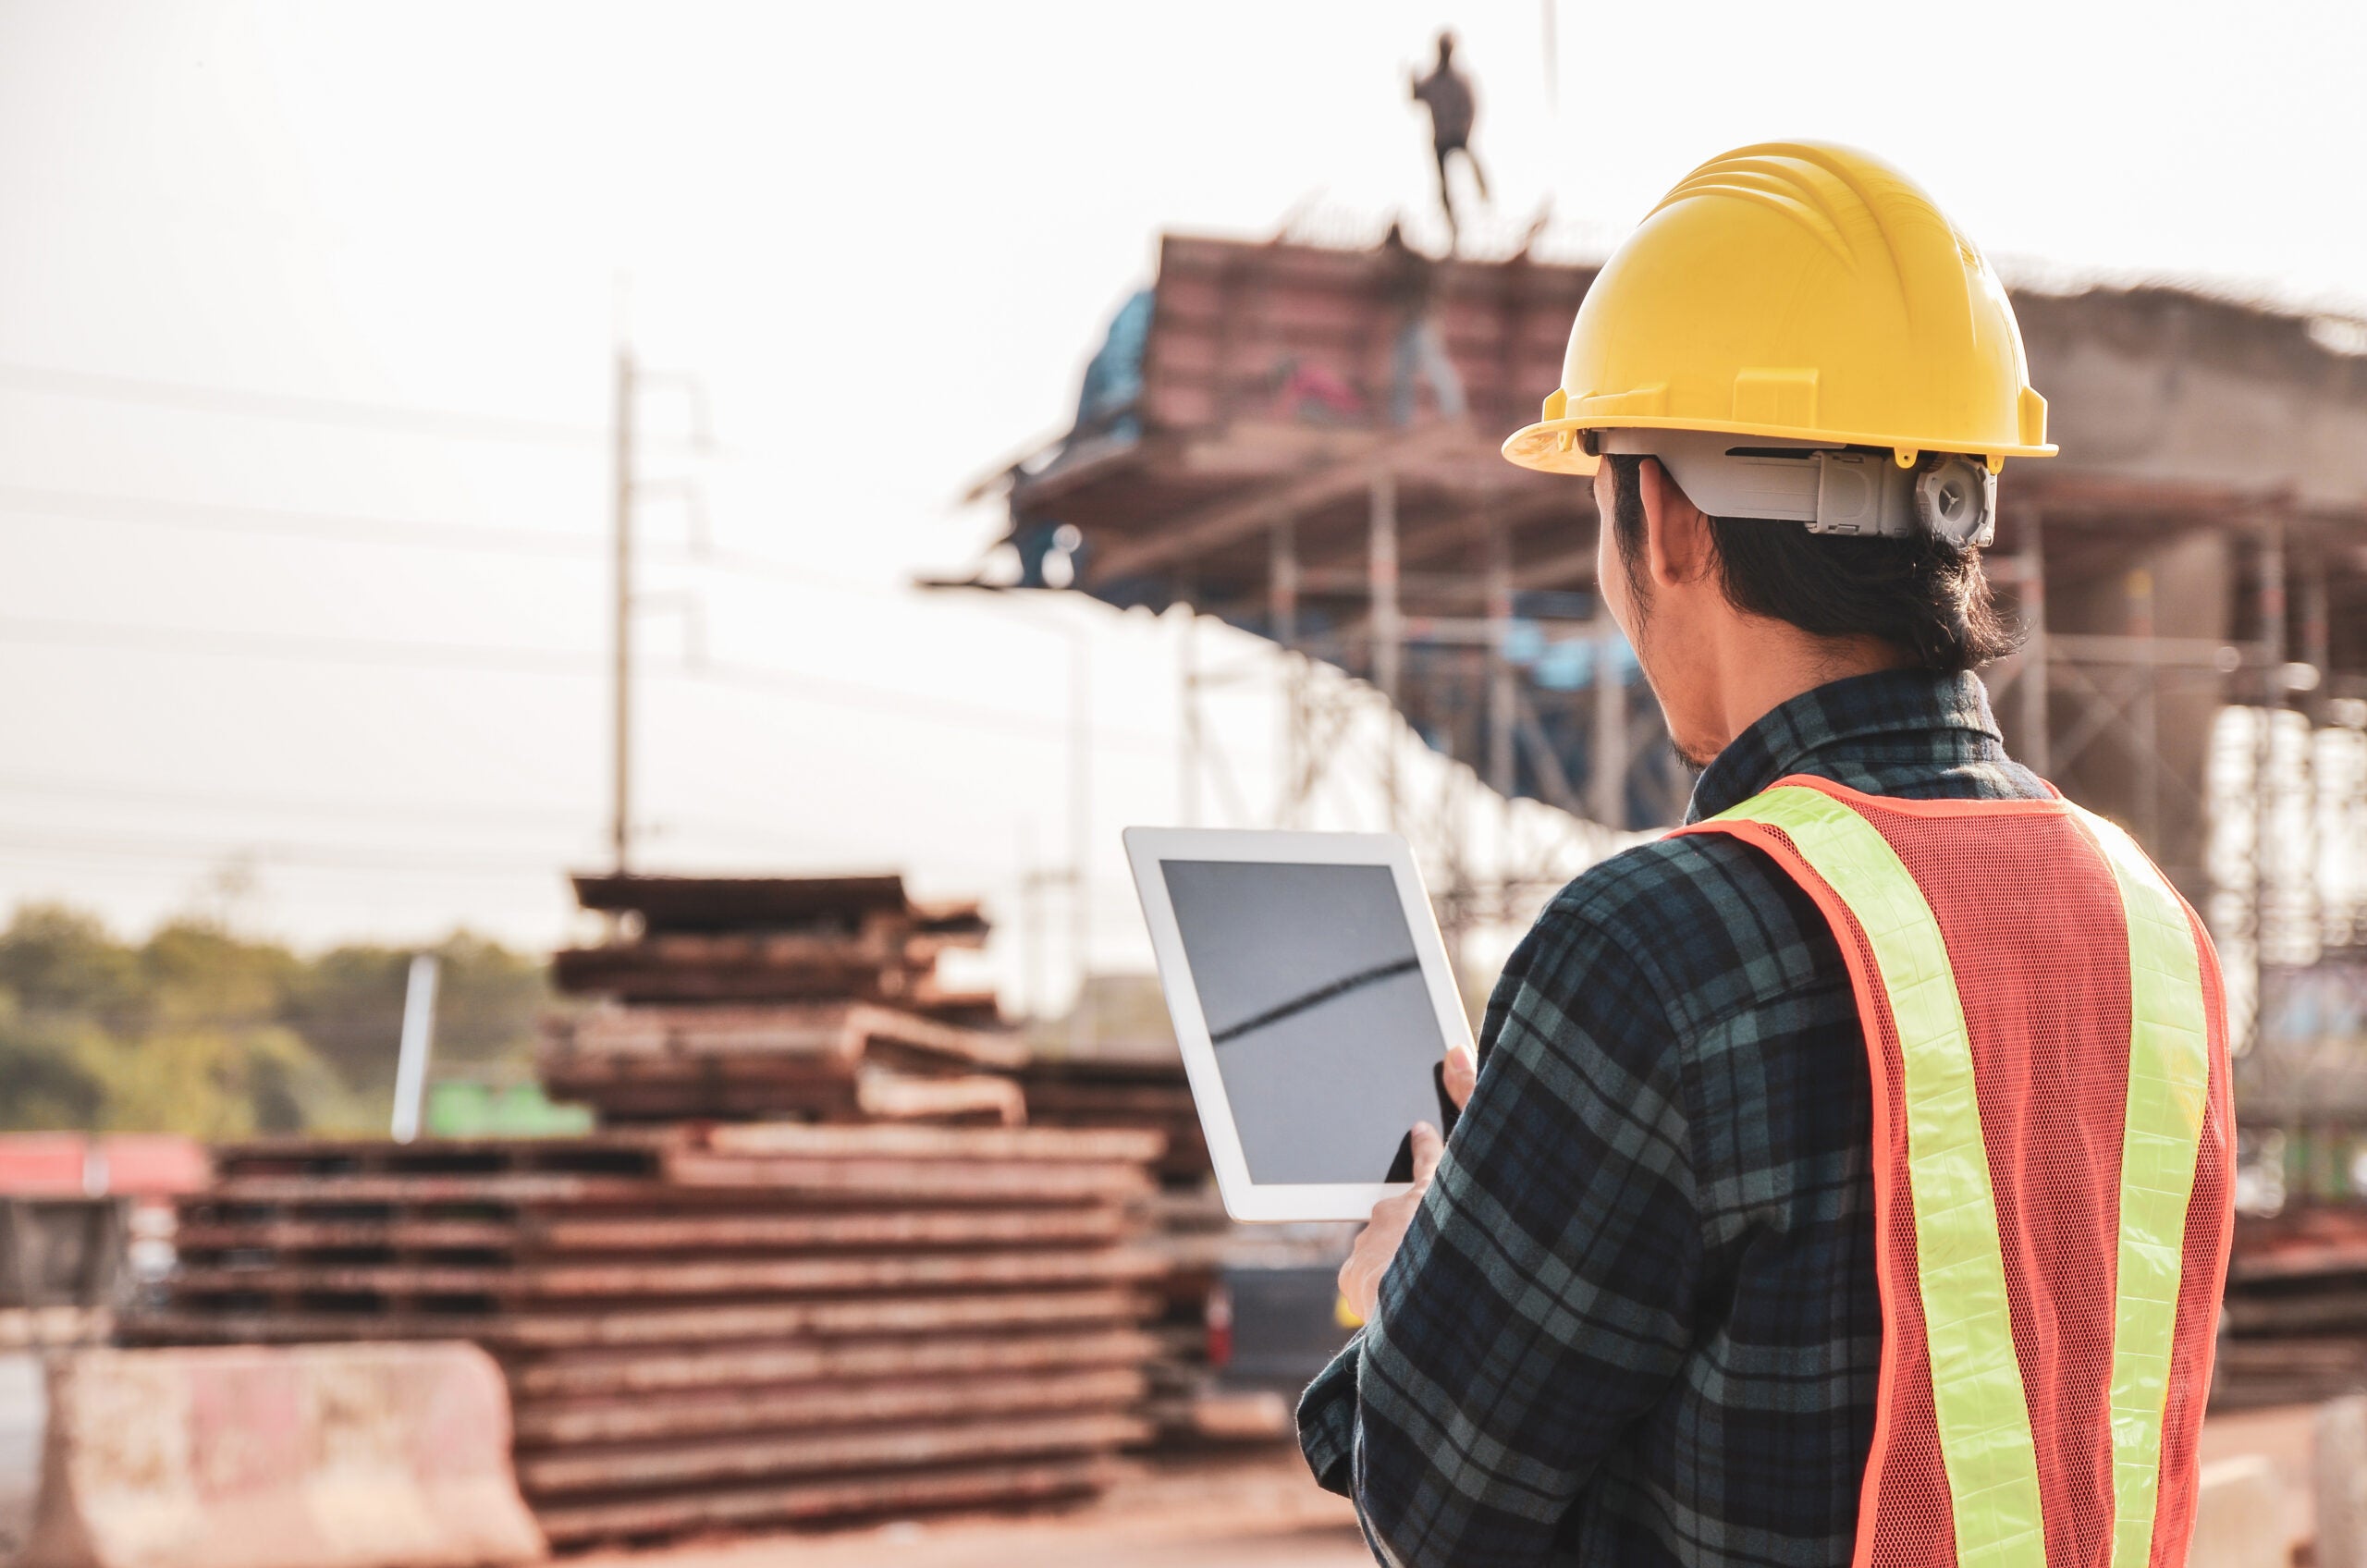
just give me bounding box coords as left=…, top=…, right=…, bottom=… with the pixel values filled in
left=0, top=771, right=924, bottom=866
left=0, top=484, right=599, bottom=559
left=0, top=614, right=1173, bottom=753
left=0, top=484, right=921, bottom=603
left=0, top=771, right=573, bottom=830
left=0, top=614, right=594, bottom=675
left=0, top=361, right=609, bottom=449
left=0, top=827, right=573, bottom=876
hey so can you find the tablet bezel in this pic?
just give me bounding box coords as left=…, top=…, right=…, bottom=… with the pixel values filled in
left=1122, top=825, right=1476, bottom=1223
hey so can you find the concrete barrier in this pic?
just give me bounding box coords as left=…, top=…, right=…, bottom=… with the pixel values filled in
left=1, top=1352, right=44, bottom=1562
left=2191, top=1452, right=2293, bottom=1568
left=2320, top=1395, right=2367, bottom=1568
left=18, top=1342, right=543, bottom=1568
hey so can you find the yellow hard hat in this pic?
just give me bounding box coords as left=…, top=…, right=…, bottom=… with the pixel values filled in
left=1503, top=141, right=2054, bottom=479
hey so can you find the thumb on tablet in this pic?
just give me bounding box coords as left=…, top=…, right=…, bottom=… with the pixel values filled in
left=1442, top=1044, right=1477, bottom=1109
left=1409, top=1121, right=1444, bottom=1186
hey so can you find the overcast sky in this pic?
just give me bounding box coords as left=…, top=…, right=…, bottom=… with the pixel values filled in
left=0, top=0, right=2361, bottom=1002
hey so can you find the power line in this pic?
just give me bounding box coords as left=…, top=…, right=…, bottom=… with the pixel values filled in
left=0, top=771, right=572, bottom=831
left=0, top=614, right=1171, bottom=753
left=0, top=768, right=910, bottom=862
left=0, top=360, right=612, bottom=450
left=0, top=485, right=599, bottom=559
left=0, top=484, right=905, bottom=601
left=0, top=614, right=595, bottom=676
left=0, top=827, right=572, bottom=876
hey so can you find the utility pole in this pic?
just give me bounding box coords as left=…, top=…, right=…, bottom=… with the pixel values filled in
left=611, top=349, right=636, bottom=874
left=607, top=347, right=711, bottom=877
left=1070, top=623, right=1094, bottom=1055
left=1369, top=470, right=1403, bottom=832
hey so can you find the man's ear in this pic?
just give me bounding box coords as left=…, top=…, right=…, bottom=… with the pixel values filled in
left=1637, top=457, right=1712, bottom=590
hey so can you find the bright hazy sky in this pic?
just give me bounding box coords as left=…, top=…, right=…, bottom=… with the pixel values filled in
left=1, top=0, right=2361, bottom=1003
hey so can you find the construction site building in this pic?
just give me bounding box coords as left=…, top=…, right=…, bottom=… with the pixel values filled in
left=964, top=232, right=2367, bottom=1146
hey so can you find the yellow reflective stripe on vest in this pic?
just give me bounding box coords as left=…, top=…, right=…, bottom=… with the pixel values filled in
left=1710, top=786, right=2046, bottom=1566
left=2072, top=807, right=2213, bottom=1568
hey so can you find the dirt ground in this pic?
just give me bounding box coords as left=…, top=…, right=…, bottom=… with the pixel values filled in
left=2200, top=1403, right=2319, bottom=1561
left=578, top=1406, right=2328, bottom=1568
left=570, top=1450, right=1368, bottom=1568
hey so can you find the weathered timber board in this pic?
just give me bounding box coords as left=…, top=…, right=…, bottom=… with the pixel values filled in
left=531, top=1456, right=1116, bottom=1545
left=695, top=1123, right=1162, bottom=1164
left=208, top=1173, right=664, bottom=1205
left=531, top=1207, right=1131, bottom=1252
left=206, top=1133, right=672, bottom=1178
left=167, top=1248, right=1168, bottom=1300
left=2228, top=1245, right=2367, bottom=1282
left=173, top=1219, right=521, bottom=1256
left=504, top=1327, right=1163, bottom=1398
left=125, top=1287, right=1162, bottom=1348
left=662, top=1152, right=1152, bottom=1203
left=516, top=1411, right=1152, bottom=1494
left=511, top=1366, right=1148, bottom=1445
left=559, top=1002, right=1025, bottom=1070
left=567, top=872, right=910, bottom=930
left=530, top=1084, right=860, bottom=1122
left=1021, top=1084, right=1197, bottom=1115
left=2224, top=1293, right=2367, bottom=1335
left=551, top=937, right=924, bottom=1003
left=536, top=1058, right=865, bottom=1084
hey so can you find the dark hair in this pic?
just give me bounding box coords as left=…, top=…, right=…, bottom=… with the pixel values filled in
left=1604, top=454, right=2019, bottom=674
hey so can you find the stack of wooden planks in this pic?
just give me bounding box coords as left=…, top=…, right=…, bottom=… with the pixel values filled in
left=544, top=1003, right=1028, bottom=1125
left=546, top=875, right=1017, bottom=1123
left=2216, top=1206, right=2367, bottom=1408
left=1014, top=1056, right=1365, bottom=1443
left=127, top=1125, right=1169, bottom=1546
left=1017, top=1056, right=1211, bottom=1187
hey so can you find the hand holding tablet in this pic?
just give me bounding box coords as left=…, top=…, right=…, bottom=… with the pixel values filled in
left=1123, top=827, right=1478, bottom=1222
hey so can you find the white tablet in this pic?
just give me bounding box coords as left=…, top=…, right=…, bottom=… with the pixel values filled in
left=1122, top=827, right=1476, bottom=1222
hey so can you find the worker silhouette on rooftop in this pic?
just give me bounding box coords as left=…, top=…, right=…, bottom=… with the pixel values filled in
left=1379, top=220, right=1465, bottom=427
left=1410, top=31, right=1490, bottom=251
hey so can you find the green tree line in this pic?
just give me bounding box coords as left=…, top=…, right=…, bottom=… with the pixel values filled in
left=0, top=903, right=551, bottom=1138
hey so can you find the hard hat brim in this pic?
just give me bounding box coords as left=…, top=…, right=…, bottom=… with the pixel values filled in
left=1502, top=416, right=2058, bottom=478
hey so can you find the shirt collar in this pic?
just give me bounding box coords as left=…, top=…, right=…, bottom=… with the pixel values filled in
left=1685, top=669, right=2003, bottom=823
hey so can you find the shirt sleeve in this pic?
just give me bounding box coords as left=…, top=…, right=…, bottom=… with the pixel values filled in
left=1294, top=899, right=1703, bottom=1566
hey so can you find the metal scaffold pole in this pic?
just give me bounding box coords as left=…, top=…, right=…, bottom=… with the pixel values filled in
left=2018, top=509, right=2049, bottom=774
left=2128, top=565, right=2160, bottom=848
left=1070, top=620, right=1094, bottom=1054
left=1589, top=617, right=1626, bottom=830
left=1486, top=513, right=1516, bottom=799
left=611, top=348, right=635, bottom=875
left=1369, top=470, right=1402, bottom=832
left=2256, top=519, right=2287, bottom=1080
left=1270, top=517, right=1304, bottom=829
left=1178, top=599, right=1201, bottom=829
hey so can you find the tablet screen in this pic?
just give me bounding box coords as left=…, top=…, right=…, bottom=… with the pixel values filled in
left=1161, top=859, right=1452, bottom=1184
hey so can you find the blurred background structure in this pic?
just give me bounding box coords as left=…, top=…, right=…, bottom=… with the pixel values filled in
left=959, top=237, right=2367, bottom=1113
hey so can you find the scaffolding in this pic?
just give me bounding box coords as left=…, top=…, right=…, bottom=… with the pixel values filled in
left=960, top=233, right=2367, bottom=1117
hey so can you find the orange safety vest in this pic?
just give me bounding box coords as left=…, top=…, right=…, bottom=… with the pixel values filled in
left=1674, top=777, right=2233, bottom=1568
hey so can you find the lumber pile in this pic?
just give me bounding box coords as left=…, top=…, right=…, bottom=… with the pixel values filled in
left=1018, top=1056, right=1210, bottom=1186
left=545, top=875, right=1019, bottom=1123
left=1016, top=1053, right=1356, bottom=1442
left=126, top=1126, right=1167, bottom=1546
left=2216, top=1206, right=2367, bottom=1408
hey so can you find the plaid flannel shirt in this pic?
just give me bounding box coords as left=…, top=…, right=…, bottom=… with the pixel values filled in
left=1297, top=668, right=2049, bottom=1568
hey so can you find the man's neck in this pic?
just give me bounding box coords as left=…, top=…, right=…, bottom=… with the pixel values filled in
left=1701, top=625, right=1910, bottom=766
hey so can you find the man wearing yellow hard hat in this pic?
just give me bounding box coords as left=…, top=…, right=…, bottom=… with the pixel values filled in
left=1298, top=143, right=2234, bottom=1568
